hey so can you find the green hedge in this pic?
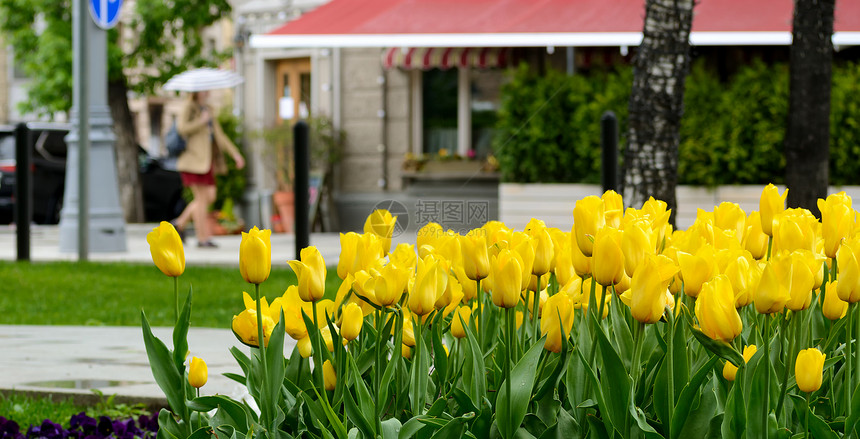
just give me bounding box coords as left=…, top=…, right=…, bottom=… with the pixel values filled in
left=494, top=60, right=860, bottom=186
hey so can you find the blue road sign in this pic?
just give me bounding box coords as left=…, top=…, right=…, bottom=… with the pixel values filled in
left=89, top=0, right=123, bottom=29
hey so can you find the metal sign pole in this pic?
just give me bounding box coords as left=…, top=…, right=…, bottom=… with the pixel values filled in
left=75, top=0, right=89, bottom=260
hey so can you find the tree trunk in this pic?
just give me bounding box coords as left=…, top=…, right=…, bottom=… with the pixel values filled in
left=785, top=0, right=834, bottom=217
left=622, top=0, right=694, bottom=226
left=108, top=79, right=145, bottom=223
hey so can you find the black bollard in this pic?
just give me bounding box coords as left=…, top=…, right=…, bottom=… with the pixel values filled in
left=601, top=111, right=618, bottom=193
left=294, top=120, right=310, bottom=260
left=14, top=123, right=30, bottom=261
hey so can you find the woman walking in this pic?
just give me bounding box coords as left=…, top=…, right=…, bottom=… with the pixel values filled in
left=172, top=91, right=244, bottom=247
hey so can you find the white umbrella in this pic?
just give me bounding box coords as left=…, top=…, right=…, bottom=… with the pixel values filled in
left=163, top=68, right=244, bottom=92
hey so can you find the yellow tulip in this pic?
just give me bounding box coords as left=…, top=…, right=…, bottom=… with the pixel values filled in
left=677, top=246, right=718, bottom=298
left=322, top=360, right=336, bottom=391
left=417, top=222, right=444, bottom=258
left=602, top=190, right=623, bottom=229
left=592, top=227, right=624, bottom=287
left=724, top=253, right=756, bottom=308
left=837, top=236, right=860, bottom=303
left=531, top=228, right=555, bottom=277
left=239, top=227, right=272, bottom=285
left=297, top=336, right=313, bottom=358
left=402, top=344, right=412, bottom=359
left=146, top=221, right=185, bottom=277
left=641, top=197, right=672, bottom=246
left=541, top=293, right=574, bottom=353
left=723, top=345, right=757, bottom=381
left=569, top=229, right=592, bottom=277
left=364, top=209, right=397, bottom=254
left=410, top=255, right=447, bottom=316
left=188, top=356, right=207, bottom=388
left=818, top=192, right=854, bottom=259
left=338, top=232, right=361, bottom=279
left=630, top=255, right=679, bottom=324
left=437, top=273, right=463, bottom=312
left=390, top=243, right=417, bottom=272
left=795, top=348, right=826, bottom=393
left=784, top=251, right=815, bottom=311
left=553, top=241, right=577, bottom=287
left=772, top=208, right=818, bottom=254
left=281, top=286, right=311, bottom=340
left=713, top=202, right=746, bottom=243
left=491, top=249, right=523, bottom=309
left=695, top=275, right=743, bottom=341
left=232, top=309, right=275, bottom=347
left=340, top=302, right=363, bottom=341
left=288, top=246, right=327, bottom=303
left=573, top=195, right=605, bottom=257
left=743, top=212, right=769, bottom=260
left=460, top=232, right=490, bottom=281
left=754, top=260, right=791, bottom=314
left=622, top=219, right=655, bottom=278
left=759, top=184, right=788, bottom=237
left=512, top=233, right=536, bottom=291
left=451, top=306, right=472, bottom=339
left=823, top=281, right=849, bottom=321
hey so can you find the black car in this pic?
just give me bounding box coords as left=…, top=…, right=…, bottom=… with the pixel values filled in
left=0, top=123, right=186, bottom=224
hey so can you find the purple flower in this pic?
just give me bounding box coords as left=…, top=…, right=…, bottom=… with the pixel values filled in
left=0, top=417, right=24, bottom=439
left=26, top=420, right=65, bottom=439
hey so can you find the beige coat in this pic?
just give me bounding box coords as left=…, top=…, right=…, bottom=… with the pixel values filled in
left=176, top=98, right=240, bottom=175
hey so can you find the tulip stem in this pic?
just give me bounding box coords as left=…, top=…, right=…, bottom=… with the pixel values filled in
left=414, top=317, right=425, bottom=416
left=374, top=309, right=384, bottom=432
left=848, top=302, right=853, bottom=418
left=805, top=392, right=811, bottom=439
left=505, top=307, right=514, bottom=431
left=173, top=276, right=179, bottom=326
left=763, top=315, right=771, bottom=439
left=855, top=303, right=860, bottom=404
left=532, top=276, right=541, bottom=344
left=775, top=311, right=796, bottom=420
left=477, top=280, right=484, bottom=351
left=311, top=300, right=327, bottom=404
left=596, top=284, right=608, bottom=328
left=631, top=321, right=645, bottom=392
left=766, top=236, right=773, bottom=261
left=666, top=304, right=675, bottom=439
left=254, top=283, right=269, bottom=431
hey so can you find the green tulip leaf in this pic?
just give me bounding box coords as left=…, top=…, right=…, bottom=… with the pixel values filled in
left=343, top=383, right=375, bottom=439
left=676, top=386, right=718, bottom=439
left=682, top=309, right=744, bottom=367
left=845, top=378, right=860, bottom=437
left=431, top=313, right=449, bottom=391
left=429, top=413, right=475, bottom=439
left=380, top=418, right=402, bottom=439
left=584, top=414, right=611, bottom=439
left=187, top=426, right=214, bottom=439
left=496, top=336, right=545, bottom=439
left=188, top=395, right=251, bottom=432
left=141, top=312, right=188, bottom=424
left=172, top=289, right=192, bottom=374
left=670, top=355, right=719, bottom=439
left=629, top=391, right=663, bottom=439
left=789, top=394, right=838, bottom=439
left=157, top=408, right=184, bottom=439
left=460, top=314, right=486, bottom=409
left=592, top=312, right=632, bottom=436
left=575, top=347, right=615, bottom=436
left=537, top=408, right=581, bottom=439
left=721, top=374, right=745, bottom=439
left=534, top=341, right=570, bottom=401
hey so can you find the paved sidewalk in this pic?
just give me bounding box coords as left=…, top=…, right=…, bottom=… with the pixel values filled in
left=0, top=224, right=417, bottom=407
left=0, top=324, right=297, bottom=408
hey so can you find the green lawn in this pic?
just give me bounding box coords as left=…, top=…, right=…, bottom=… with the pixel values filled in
left=0, top=261, right=341, bottom=328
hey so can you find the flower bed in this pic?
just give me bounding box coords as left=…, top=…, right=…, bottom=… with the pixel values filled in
left=0, top=413, right=158, bottom=439
left=142, top=184, right=852, bottom=438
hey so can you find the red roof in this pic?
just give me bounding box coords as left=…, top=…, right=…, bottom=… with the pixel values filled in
left=251, top=0, right=860, bottom=48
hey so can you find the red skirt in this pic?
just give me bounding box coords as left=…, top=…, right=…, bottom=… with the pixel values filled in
left=180, top=167, right=215, bottom=186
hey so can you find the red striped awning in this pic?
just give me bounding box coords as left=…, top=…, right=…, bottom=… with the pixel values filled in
left=382, top=47, right=510, bottom=70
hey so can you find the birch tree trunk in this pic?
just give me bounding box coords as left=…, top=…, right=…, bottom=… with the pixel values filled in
left=785, top=0, right=834, bottom=217
left=623, top=0, right=694, bottom=226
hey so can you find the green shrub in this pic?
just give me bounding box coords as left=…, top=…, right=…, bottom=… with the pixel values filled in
left=494, top=60, right=860, bottom=186
left=214, top=107, right=247, bottom=211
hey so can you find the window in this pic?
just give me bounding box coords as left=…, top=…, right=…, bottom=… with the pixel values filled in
left=470, top=69, right=503, bottom=158
left=421, top=69, right=458, bottom=155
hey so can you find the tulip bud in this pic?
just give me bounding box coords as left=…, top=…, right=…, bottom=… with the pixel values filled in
left=837, top=236, right=860, bottom=303
left=289, top=246, right=327, bottom=303
left=461, top=232, right=490, bottom=281
left=784, top=251, right=815, bottom=311
left=239, top=227, right=272, bottom=285
left=759, top=184, right=787, bottom=237
left=451, top=306, right=472, bottom=339
left=722, top=345, right=757, bottom=381
left=146, top=221, right=185, bottom=277
left=592, top=228, right=624, bottom=287
left=541, top=293, right=574, bottom=353
left=340, top=302, right=363, bottom=341
left=322, top=360, right=337, bottom=391
left=188, top=356, right=208, bottom=389
left=364, top=209, right=397, bottom=254
left=795, top=348, right=826, bottom=393
left=401, top=344, right=412, bottom=359
left=573, top=196, right=605, bottom=257
left=297, top=336, right=313, bottom=358
left=531, top=228, right=555, bottom=277
left=818, top=192, right=854, bottom=259
left=491, top=249, right=523, bottom=309
left=743, top=212, right=769, bottom=260
left=622, top=219, right=655, bottom=278
left=630, top=255, right=678, bottom=324
left=714, top=202, right=747, bottom=243
left=602, top=190, right=623, bottom=229
left=695, top=275, right=743, bottom=341
left=410, top=255, right=447, bottom=316
left=232, top=309, right=275, bottom=347
left=677, top=246, right=718, bottom=298
left=823, top=281, right=849, bottom=321
left=754, top=260, right=790, bottom=314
